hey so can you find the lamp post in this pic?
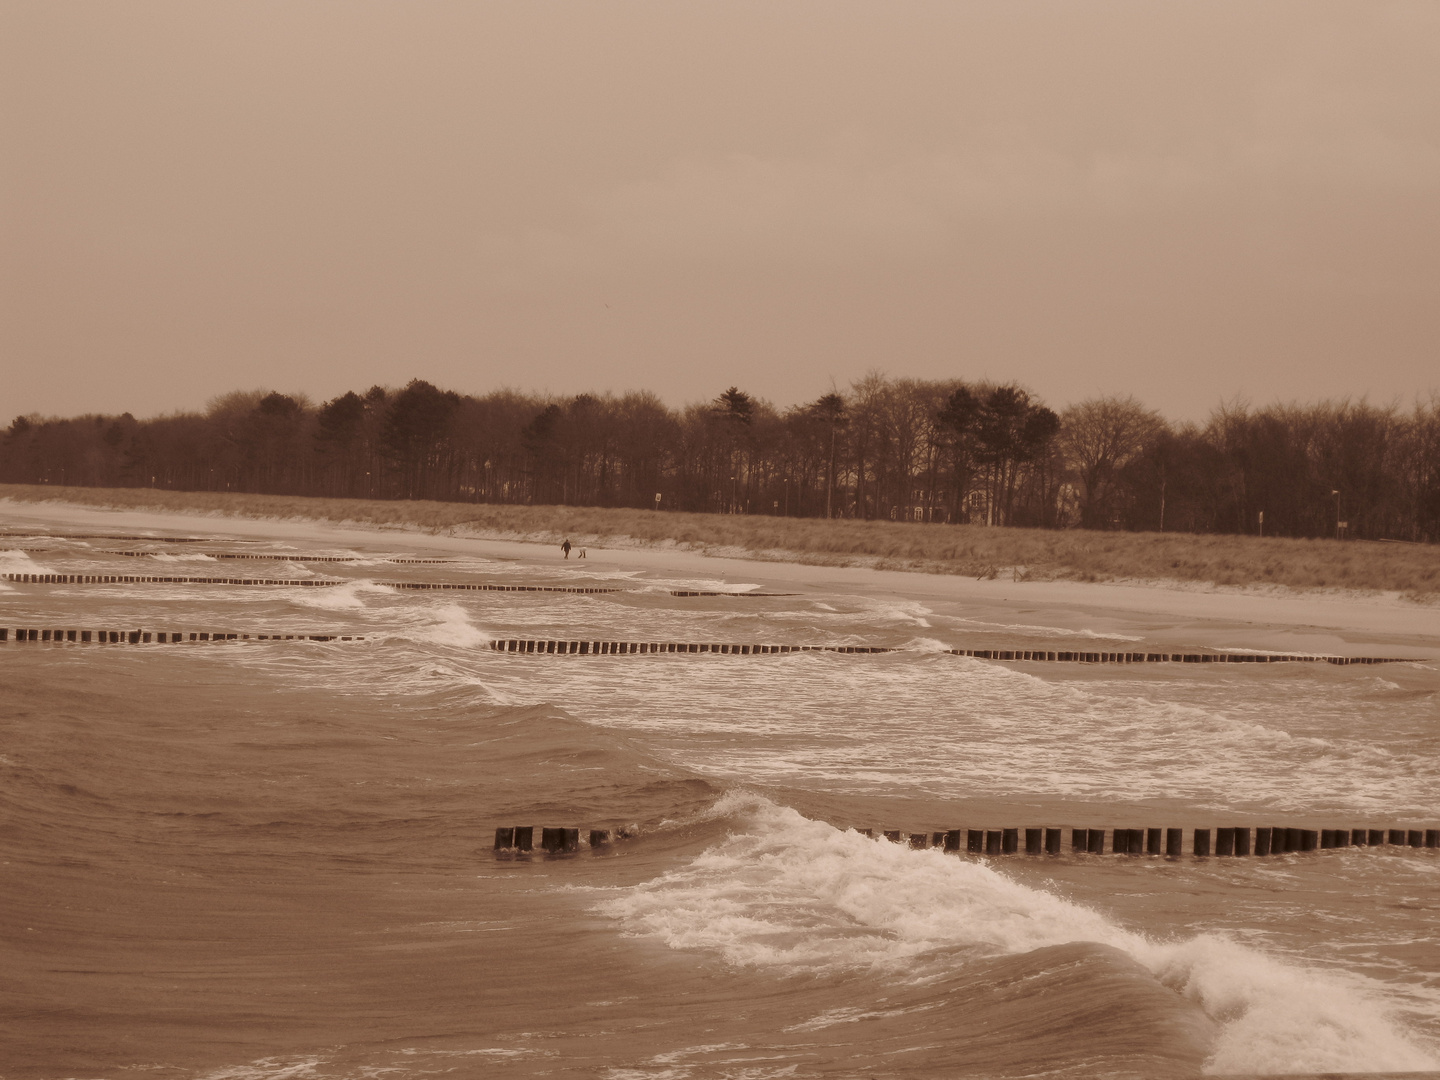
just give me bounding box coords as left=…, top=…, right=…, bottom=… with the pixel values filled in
left=782, top=476, right=789, bottom=517
left=1332, top=489, right=1341, bottom=540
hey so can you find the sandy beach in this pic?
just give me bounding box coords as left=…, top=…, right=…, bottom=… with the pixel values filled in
left=5, top=496, right=1436, bottom=658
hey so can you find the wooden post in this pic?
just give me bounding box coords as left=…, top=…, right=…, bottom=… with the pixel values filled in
left=1002, top=828, right=1018, bottom=854
left=909, top=833, right=928, bottom=849
left=1369, top=829, right=1386, bottom=846
left=1427, top=830, right=1439, bottom=849
left=1388, top=829, right=1404, bottom=845
left=1147, top=828, right=1162, bottom=855
left=1086, top=828, right=1104, bottom=855
left=1216, top=828, right=1235, bottom=856
left=1072, top=828, right=1087, bottom=853
left=1255, top=827, right=1272, bottom=856
left=1409, top=830, right=1424, bottom=848
left=1194, top=829, right=1211, bottom=857
left=1284, top=827, right=1301, bottom=852
left=944, top=829, right=961, bottom=852
left=513, top=826, right=533, bottom=852
left=1045, top=828, right=1062, bottom=855
left=1234, top=828, right=1251, bottom=856
left=1299, top=830, right=1318, bottom=852
left=884, top=830, right=902, bottom=843
left=1166, top=828, right=1183, bottom=857
left=589, top=829, right=610, bottom=847
left=968, top=829, right=985, bottom=854
left=1025, top=828, right=1042, bottom=855
left=494, top=827, right=514, bottom=850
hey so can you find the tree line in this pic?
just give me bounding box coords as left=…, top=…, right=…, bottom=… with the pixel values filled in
left=4, top=376, right=1438, bottom=542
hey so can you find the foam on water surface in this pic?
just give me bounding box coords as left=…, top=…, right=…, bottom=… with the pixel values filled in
left=602, top=793, right=1440, bottom=1075
left=6, top=516, right=1439, bottom=1080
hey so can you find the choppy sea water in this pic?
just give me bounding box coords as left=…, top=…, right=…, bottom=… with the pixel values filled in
left=2, top=517, right=1439, bottom=1079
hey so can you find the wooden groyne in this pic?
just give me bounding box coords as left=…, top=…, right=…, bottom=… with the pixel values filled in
left=97, top=550, right=452, bottom=563
left=486, top=639, right=1412, bottom=665
left=3, top=627, right=363, bottom=643
left=0, top=532, right=256, bottom=543
left=490, top=639, right=892, bottom=655
left=381, top=581, right=619, bottom=594
left=861, top=826, right=1440, bottom=855
left=492, top=824, right=1440, bottom=856
left=944, top=648, right=1410, bottom=666
left=4, top=572, right=617, bottom=593
left=5, top=572, right=345, bottom=587
left=495, top=826, right=624, bottom=852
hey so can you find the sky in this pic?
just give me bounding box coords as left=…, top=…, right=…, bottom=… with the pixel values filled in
left=3, top=1, right=1438, bottom=425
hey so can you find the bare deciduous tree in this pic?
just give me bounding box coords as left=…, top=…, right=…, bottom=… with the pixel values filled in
left=1060, top=395, right=1166, bottom=529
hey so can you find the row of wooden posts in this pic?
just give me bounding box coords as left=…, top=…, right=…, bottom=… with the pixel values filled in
left=0, top=622, right=1413, bottom=666
left=4, top=548, right=449, bottom=564
left=488, top=638, right=1409, bottom=665
left=492, top=639, right=889, bottom=656
left=5, top=628, right=1405, bottom=667
left=495, top=826, right=615, bottom=853
left=98, top=549, right=449, bottom=563
left=493, top=825, right=1440, bottom=856
left=8, top=571, right=775, bottom=598
left=7, top=571, right=620, bottom=594
left=2, top=627, right=362, bottom=643
left=0, top=571, right=1423, bottom=664
left=0, top=532, right=237, bottom=543
left=864, top=826, right=1440, bottom=856
left=6, top=572, right=342, bottom=586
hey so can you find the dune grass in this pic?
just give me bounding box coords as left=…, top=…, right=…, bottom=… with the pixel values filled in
left=2, top=483, right=1437, bottom=599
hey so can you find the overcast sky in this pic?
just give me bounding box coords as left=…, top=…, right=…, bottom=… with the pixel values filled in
left=3, top=1, right=1437, bottom=424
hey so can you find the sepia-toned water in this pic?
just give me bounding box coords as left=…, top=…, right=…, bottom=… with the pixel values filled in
left=3, top=513, right=1440, bottom=1079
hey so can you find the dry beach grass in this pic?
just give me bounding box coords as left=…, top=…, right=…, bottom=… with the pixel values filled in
left=2, top=483, right=1437, bottom=599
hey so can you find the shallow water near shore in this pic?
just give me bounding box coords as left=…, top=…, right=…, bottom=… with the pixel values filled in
left=3, top=510, right=1439, bottom=1079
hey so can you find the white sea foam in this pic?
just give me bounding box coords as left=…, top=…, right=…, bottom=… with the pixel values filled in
left=149, top=551, right=217, bottom=562
left=467, top=650, right=1439, bottom=814
left=906, top=636, right=953, bottom=653
left=636, top=577, right=761, bottom=594
left=196, top=1058, right=323, bottom=1080
left=600, top=794, right=1440, bottom=1076
left=863, top=599, right=932, bottom=627
left=404, top=602, right=493, bottom=649
left=287, top=580, right=394, bottom=611
left=942, top=614, right=1143, bottom=640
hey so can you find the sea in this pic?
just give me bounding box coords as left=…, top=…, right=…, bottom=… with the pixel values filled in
left=2, top=508, right=1439, bottom=1079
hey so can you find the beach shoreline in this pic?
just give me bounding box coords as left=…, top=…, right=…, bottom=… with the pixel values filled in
left=4, top=496, right=1437, bottom=657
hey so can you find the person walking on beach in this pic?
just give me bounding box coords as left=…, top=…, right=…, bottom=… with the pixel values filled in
left=561, top=538, right=572, bottom=559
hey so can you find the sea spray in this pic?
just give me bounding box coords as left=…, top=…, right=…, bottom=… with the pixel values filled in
left=600, top=793, right=1440, bottom=1075
left=406, top=601, right=494, bottom=650
left=288, top=579, right=396, bottom=611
